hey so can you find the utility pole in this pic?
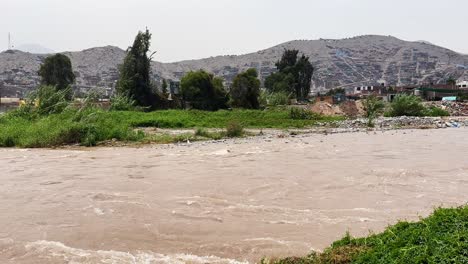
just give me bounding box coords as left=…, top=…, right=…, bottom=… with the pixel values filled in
left=8, top=32, right=11, bottom=50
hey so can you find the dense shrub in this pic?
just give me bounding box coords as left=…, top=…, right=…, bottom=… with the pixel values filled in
left=386, top=94, right=426, bottom=117
left=226, top=121, right=244, bottom=137
left=289, top=108, right=319, bottom=120
left=363, top=95, right=385, bottom=127
left=423, top=106, right=450, bottom=117
left=110, top=95, right=136, bottom=111
left=265, top=91, right=290, bottom=106
left=264, top=206, right=468, bottom=264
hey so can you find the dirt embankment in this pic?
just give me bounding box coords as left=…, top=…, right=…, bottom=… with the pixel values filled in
left=310, top=101, right=365, bottom=117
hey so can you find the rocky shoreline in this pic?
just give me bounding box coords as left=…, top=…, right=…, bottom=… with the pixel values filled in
left=150, top=116, right=468, bottom=150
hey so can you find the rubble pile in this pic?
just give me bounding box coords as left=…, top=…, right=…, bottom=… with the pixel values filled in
left=333, top=116, right=468, bottom=130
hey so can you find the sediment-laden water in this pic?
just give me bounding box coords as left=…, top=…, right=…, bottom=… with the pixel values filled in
left=1, top=129, right=467, bottom=263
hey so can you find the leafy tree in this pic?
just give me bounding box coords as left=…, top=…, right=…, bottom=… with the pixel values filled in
left=230, top=68, right=261, bottom=109
left=180, top=70, right=228, bottom=111
left=38, top=54, right=75, bottom=100
left=116, top=29, right=158, bottom=108
left=265, top=49, right=314, bottom=100
left=276, top=49, right=299, bottom=72
left=295, top=55, right=314, bottom=99
left=265, top=72, right=295, bottom=93
left=363, top=95, right=385, bottom=127
left=446, top=77, right=456, bottom=86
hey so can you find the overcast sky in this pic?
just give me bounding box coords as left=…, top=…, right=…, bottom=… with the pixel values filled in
left=2, top=0, right=467, bottom=62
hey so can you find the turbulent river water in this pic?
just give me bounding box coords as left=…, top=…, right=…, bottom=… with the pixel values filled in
left=1, top=128, right=467, bottom=263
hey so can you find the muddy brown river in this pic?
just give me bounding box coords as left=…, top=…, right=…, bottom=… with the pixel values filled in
left=1, top=128, right=467, bottom=263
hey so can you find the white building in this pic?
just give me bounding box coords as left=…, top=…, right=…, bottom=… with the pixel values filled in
left=456, top=81, right=468, bottom=89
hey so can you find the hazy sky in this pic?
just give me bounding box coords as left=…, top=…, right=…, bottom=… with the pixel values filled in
left=2, top=0, right=467, bottom=62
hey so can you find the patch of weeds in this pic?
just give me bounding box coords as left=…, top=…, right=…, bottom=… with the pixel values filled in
left=226, top=121, right=244, bottom=137
left=264, top=206, right=468, bottom=264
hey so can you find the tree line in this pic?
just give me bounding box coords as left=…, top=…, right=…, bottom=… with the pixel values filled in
left=36, top=29, right=315, bottom=111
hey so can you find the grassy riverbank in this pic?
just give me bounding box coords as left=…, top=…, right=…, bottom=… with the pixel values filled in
left=263, top=206, right=467, bottom=264
left=0, top=108, right=342, bottom=148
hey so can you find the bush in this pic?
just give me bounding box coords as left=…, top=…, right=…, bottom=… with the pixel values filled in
left=423, top=106, right=450, bottom=117
left=265, top=206, right=468, bottom=264
left=387, top=94, right=425, bottom=117
left=363, top=95, right=385, bottom=127
left=226, top=121, right=244, bottom=137
left=110, top=95, right=136, bottom=111
left=267, top=92, right=290, bottom=106
left=195, top=128, right=210, bottom=137
left=289, top=108, right=319, bottom=120
left=34, top=85, right=70, bottom=115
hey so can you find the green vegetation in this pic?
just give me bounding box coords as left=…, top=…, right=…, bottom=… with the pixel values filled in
left=446, top=76, right=457, bottom=86
left=109, top=94, right=137, bottom=111
left=116, top=29, right=161, bottom=108
left=386, top=94, right=449, bottom=117
left=226, top=121, right=244, bottom=137
left=386, top=94, right=426, bottom=117
left=0, top=107, right=340, bottom=148
left=423, top=106, right=450, bottom=117
left=230, top=68, right=261, bottom=109
left=261, top=91, right=291, bottom=106
left=262, top=206, right=468, bottom=264
left=265, top=49, right=314, bottom=100
left=38, top=53, right=76, bottom=100
left=180, top=70, right=228, bottom=111
left=289, top=107, right=321, bottom=120
left=363, top=95, right=385, bottom=127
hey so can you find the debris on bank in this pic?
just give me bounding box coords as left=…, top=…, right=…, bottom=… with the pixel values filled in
left=424, top=101, right=468, bottom=116
left=318, top=116, right=468, bottom=132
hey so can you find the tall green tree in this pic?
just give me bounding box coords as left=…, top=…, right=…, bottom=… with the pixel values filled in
left=38, top=53, right=75, bottom=99
left=295, top=55, right=314, bottom=99
left=276, top=49, right=299, bottom=72
left=447, top=77, right=456, bottom=86
left=116, top=29, right=157, bottom=107
left=265, top=49, right=314, bottom=100
left=230, top=68, right=261, bottom=109
left=180, top=70, right=228, bottom=111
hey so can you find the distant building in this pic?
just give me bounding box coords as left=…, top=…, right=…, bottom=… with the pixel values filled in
left=457, top=81, right=468, bottom=89
left=415, top=84, right=461, bottom=101
left=346, top=83, right=387, bottom=96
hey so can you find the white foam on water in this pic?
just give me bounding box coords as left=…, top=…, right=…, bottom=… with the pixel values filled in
left=93, top=208, right=105, bottom=216
left=25, top=240, right=250, bottom=264
left=243, top=238, right=290, bottom=246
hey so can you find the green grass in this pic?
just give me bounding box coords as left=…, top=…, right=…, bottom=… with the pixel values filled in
left=0, top=108, right=342, bottom=148
left=120, top=108, right=341, bottom=129
left=263, top=206, right=468, bottom=264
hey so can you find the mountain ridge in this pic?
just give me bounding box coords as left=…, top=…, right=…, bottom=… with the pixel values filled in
left=1, top=35, right=467, bottom=97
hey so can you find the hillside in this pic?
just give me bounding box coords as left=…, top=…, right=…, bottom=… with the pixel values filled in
left=1, top=35, right=467, bottom=97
